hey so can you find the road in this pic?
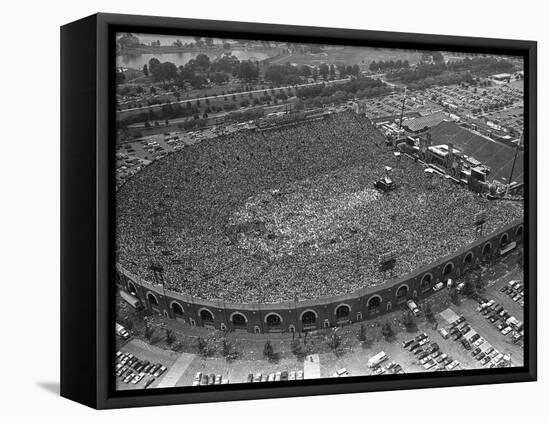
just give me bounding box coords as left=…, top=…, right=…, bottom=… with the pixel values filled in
left=117, top=77, right=352, bottom=114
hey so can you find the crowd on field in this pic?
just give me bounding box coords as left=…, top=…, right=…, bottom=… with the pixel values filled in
left=116, top=112, right=523, bottom=304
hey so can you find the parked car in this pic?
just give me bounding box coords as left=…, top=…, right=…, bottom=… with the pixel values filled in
left=154, top=366, right=167, bottom=378
left=445, top=360, right=459, bottom=371
left=473, top=338, right=485, bottom=347
left=502, top=326, right=513, bottom=335
left=480, top=356, right=491, bottom=365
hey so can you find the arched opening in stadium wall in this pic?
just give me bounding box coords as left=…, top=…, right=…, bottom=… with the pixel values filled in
left=501, top=233, right=509, bottom=246
left=266, top=313, right=282, bottom=329
left=231, top=312, right=247, bottom=328
left=301, top=311, right=317, bottom=326
left=127, top=281, right=137, bottom=295
left=396, top=285, right=409, bottom=303
left=420, top=274, right=432, bottom=293
left=171, top=302, right=184, bottom=317
left=516, top=226, right=524, bottom=242
left=335, top=305, right=351, bottom=322
left=200, top=309, right=214, bottom=322
left=147, top=292, right=158, bottom=307
left=483, top=242, right=492, bottom=257
left=464, top=252, right=474, bottom=267
left=367, top=296, right=382, bottom=315
left=443, top=262, right=454, bottom=278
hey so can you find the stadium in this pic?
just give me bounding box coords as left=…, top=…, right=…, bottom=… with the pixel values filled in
left=116, top=111, right=524, bottom=333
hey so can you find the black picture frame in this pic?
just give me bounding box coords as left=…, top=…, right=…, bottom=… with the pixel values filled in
left=61, top=12, right=537, bottom=409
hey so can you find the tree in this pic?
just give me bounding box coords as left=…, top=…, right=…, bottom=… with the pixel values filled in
left=402, top=311, right=415, bottom=330
left=424, top=302, right=435, bottom=322
left=473, top=270, right=486, bottom=294
left=319, top=63, right=329, bottom=79
left=263, top=340, right=274, bottom=360
left=193, top=53, right=211, bottom=70
left=144, top=318, right=154, bottom=340
left=358, top=324, right=367, bottom=342
left=197, top=337, right=208, bottom=356
left=238, top=61, right=259, bottom=82
left=142, top=64, right=149, bottom=76
left=462, top=279, right=477, bottom=298
left=381, top=321, right=394, bottom=340
left=449, top=287, right=460, bottom=305
left=165, top=328, right=175, bottom=345
left=222, top=338, right=231, bottom=357
left=290, top=339, right=304, bottom=358
left=148, top=58, right=161, bottom=74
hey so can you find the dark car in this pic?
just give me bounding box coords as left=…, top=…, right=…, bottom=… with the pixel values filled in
left=453, top=332, right=463, bottom=341
left=418, top=351, right=430, bottom=360
left=281, top=371, right=288, bottom=381
left=476, top=352, right=486, bottom=361
left=409, top=342, right=421, bottom=352
left=402, top=339, right=414, bottom=348
left=414, top=333, right=428, bottom=342
left=455, top=316, right=466, bottom=325
left=461, top=339, right=472, bottom=350
left=471, top=347, right=482, bottom=357
left=461, top=326, right=471, bottom=335
left=247, top=373, right=254, bottom=383
left=413, top=348, right=425, bottom=356
left=470, top=334, right=481, bottom=343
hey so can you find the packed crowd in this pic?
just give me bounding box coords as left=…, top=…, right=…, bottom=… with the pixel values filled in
left=116, top=112, right=523, bottom=304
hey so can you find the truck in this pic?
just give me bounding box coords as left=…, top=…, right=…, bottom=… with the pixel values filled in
left=367, top=351, right=388, bottom=368
left=406, top=300, right=420, bottom=316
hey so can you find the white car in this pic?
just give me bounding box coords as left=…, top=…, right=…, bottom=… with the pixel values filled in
left=336, top=368, right=349, bottom=376
left=473, top=338, right=485, bottom=347
left=501, top=326, right=513, bottom=335
left=445, top=360, right=459, bottom=371
left=268, top=373, right=275, bottom=382
left=131, top=373, right=145, bottom=384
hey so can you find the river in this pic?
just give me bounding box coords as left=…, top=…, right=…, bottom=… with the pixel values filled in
left=117, top=50, right=270, bottom=69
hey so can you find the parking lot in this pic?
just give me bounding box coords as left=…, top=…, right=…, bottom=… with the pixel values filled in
left=115, top=256, right=525, bottom=389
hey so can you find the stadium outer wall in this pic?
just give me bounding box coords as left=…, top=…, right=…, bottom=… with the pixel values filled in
left=116, top=219, right=524, bottom=334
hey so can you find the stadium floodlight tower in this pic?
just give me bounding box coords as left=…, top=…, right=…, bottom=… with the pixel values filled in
left=398, top=87, right=408, bottom=130
left=379, top=252, right=397, bottom=280
left=474, top=211, right=488, bottom=237
left=149, top=263, right=170, bottom=313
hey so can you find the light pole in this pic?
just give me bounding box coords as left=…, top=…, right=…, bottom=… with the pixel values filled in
left=150, top=263, right=170, bottom=316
